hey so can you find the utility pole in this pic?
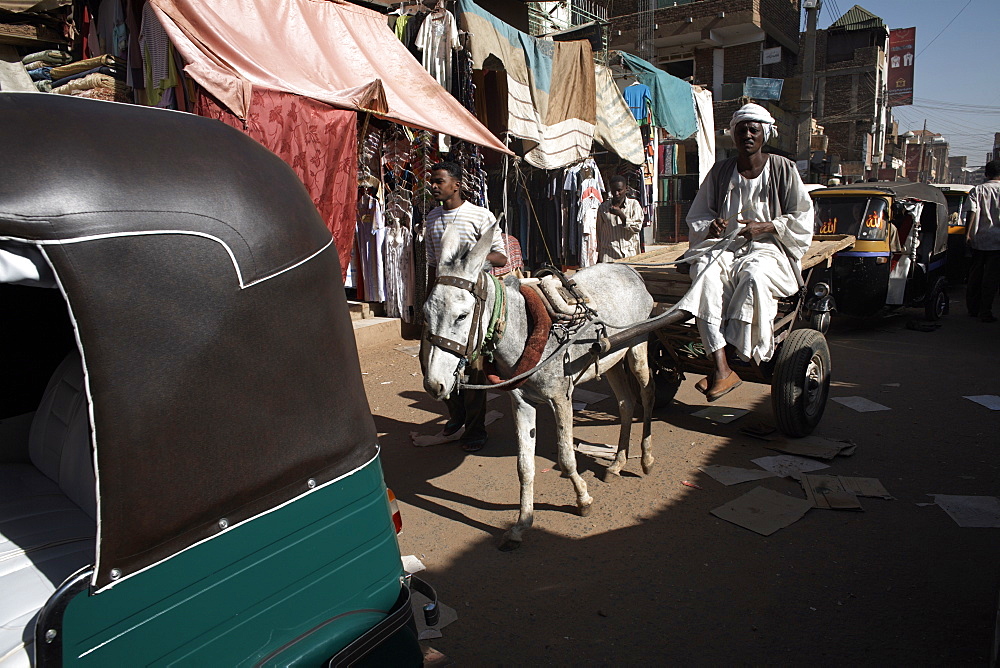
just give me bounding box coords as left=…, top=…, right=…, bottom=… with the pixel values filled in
left=916, top=118, right=927, bottom=182
left=797, top=0, right=821, bottom=181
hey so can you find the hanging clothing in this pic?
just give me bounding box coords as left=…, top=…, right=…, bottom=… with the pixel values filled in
left=415, top=9, right=461, bottom=93
left=384, top=224, right=415, bottom=321
left=675, top=155, right=814, bottom=363
left=140, top=2, right=177, bottom=105
left=619, top=51, right=698, bottom=140
left=357, top=194, right=386, bottom=303
left=594, top=64, right=645, bottom=165
left=622, top=82, right=651, bottom=123
left=578, top=182, right=602, bottom=268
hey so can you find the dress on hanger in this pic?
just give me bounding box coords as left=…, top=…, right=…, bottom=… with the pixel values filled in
left=357, top=193, right=386, bottom=303
left=415, top=8, right=461, bottom=92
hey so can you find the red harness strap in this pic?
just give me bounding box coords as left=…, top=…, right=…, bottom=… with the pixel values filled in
left=484, top=284, right=552, bottom=390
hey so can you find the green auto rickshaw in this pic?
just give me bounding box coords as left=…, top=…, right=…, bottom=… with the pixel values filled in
left=0, top=92, right=432, bottom=667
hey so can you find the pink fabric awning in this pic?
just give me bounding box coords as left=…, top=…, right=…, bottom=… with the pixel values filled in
left=149, top=0, right=511, bottom=154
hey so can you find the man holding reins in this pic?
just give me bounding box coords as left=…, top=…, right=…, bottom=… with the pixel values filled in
left=675, top=103, right=814, bottom=401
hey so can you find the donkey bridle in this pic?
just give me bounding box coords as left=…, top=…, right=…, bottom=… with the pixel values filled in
left=425, top=273, right=492, bottom=362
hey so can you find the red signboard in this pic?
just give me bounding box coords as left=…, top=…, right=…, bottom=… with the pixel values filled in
left=888, top=27, right=916, bottom=107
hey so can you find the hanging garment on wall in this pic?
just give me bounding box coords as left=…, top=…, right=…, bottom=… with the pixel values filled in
left=594, top=64, right=644, bottom=165
left=577, top=176, right=603, bottom=268
left=357, top=193, right=386, bottom=303
left=459, top=0, right=596, bottom=170
left=140, top=2, right=178, bottom=106
left=692, top=85, right=716, bottom=184
left=618, top=51, right=697, bottom=140
left=415, top=8, right=460, bottom=93
left=622, top=81, right=651, bottom=123
left=384, top=224, right=415, bottom=321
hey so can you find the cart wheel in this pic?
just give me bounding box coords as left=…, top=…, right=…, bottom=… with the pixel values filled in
left=924, top=277, right=948, bottom=321
left=809, top=311, right=831, bottom=334
left=648, top=335, right=682, bottom=410
left=771, top=329, right=830, bottom=437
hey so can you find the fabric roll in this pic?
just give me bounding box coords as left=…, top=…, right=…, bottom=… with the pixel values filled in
left=27, top=67, right=51, bottom=81
left=51, top=65, right=123, bottom=89
left=50, top=54, right=120, bottom=80
left=52, top=72, right=118, bottom=95
left=22, top=60, right=48, bottom=71
left=34, top=80, right=52, bottom=92
left=20, top=50, right=72, bottom=66
left=74, top=86, right=132, bottom=102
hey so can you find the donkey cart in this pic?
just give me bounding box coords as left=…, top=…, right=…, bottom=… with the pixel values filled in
left=608, top=234, right=856, bottom=437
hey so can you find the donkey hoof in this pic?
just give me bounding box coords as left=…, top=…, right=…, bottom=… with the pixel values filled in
left=498, top=537, right=522, bottom=552
left=577, top=502, right=594, bottom=517
left=641, top=457, right=656, bottom=475
left=602, top=469, right=621, bottom=483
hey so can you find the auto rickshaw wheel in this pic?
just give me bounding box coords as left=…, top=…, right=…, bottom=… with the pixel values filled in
left=924, top=277, right=948, bottom=321
left=648, top=335, right=682, bottom=410
left=809, top=311, right=831, bottom=334
left=771, top=329, right=831, bottom=437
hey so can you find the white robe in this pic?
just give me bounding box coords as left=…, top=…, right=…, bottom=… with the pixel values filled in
left=674, top=160, right=814, bottom=363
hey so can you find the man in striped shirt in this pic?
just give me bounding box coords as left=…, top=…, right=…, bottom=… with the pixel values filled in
left=425, top=162, right=506, bottom=452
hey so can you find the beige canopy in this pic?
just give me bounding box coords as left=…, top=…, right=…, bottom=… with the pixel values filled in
left=150, top=0, right=511, bottom=154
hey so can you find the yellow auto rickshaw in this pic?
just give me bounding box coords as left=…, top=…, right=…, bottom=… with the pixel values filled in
left=933, top=183, right=974, bottom=283
left=810, top=181, right=950, bottom=320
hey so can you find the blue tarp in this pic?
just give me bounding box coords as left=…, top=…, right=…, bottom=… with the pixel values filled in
left=619, top=52, right=697, bottom=139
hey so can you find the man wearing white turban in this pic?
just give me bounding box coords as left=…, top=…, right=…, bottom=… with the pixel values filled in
left=674, top=103, right=814, bottom=401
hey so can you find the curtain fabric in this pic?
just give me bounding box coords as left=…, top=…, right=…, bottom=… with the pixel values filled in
left=195, top=88, right=358, bottom=281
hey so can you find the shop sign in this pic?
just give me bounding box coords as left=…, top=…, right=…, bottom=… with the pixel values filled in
left=888, top=27, right=916, bottom=107
left=744, top=77, right=783, bottom=101
left=762, top=47, right=782, bottom=65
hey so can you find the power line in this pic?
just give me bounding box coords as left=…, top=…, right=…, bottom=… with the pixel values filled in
left=917, top=0, right=973, bottom=56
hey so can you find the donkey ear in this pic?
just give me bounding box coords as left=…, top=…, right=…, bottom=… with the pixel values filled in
left=460, top=221, right=498, bottom=274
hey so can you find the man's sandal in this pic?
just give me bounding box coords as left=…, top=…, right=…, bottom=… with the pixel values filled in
left=706, top=371, right=742, bottom=402
left=461, top=437, right=487, bottom=453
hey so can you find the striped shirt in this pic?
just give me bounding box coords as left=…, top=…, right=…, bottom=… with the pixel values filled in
left=424, top=201, right=504, bottom=267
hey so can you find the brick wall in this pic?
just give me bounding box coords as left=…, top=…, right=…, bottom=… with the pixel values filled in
left=760, top=0, right=800, bottom=43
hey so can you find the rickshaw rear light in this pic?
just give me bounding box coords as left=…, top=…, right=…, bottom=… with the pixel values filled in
left=387, top=488, right=402, bottom=534
left=875, top=256, right=888, bottom=264
left=812, top=282, right=830, bottom=298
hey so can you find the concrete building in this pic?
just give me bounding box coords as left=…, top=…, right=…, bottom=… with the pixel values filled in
left=903, top=129, right=949, bottom=183
left=988, top=132, right=1000, bottom=163
left=607, top=0, right=802, bottom=156
left=948, top=156, right=968, bottom=184
left=812, top=5, right=889, bottom=181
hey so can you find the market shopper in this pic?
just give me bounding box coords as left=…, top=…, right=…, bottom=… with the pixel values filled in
left=423, top=162, right=507, bottom=452
left=597, top=175, right=644, bottom=262
left=674, top=103, right=814, bottom=401
left=965, top=159, right=1000, bottom=323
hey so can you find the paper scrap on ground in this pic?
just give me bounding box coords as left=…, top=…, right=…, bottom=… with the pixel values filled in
left=395, top=343, right=421, bottom=356
left=575, top=442, right=618, bottom=459
left=401, top=555, right=426, bottom=574
left=691, top=406, right=750, bottom=424
left=485, top=410, right=503, bottom=426
left=799, top=475, right=890, bottom=510
left=963, top=395, right=1000, bottom=411
left=711, top=487, right=813, bottom=536
left=410, top=427, right=464, bottom=447
left=739, top=421, right=778, bottom=441
left=752, top=455, right=829, bottom=479
left=573, top=388, right=609, bottom=405
left=699, top=465, right=778, bottom=486
left=768, top=435, right=856, bottom=460
left=929, top=494, right=1000, bottom=527
left=832, top=396, right=891, bottom=412
left=572, top=401, right=587, bottom=411
left=412, top=590, right=458, bottom=640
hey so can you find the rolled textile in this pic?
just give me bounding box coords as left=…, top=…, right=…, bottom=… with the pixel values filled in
left=27, top=67, right=52, bottom=81
left=74, top=86, right=132, bottom=103
left=34, top=80, right=52, bottom=92
left=20, top=50, right=72, bottom=66
left=23, top=60, right=48, bottom=71
left=52, top=72, right=117, bottom=95
left=49, top=54, right=121, bottom=80
left=51, top=65, right=124, bottom=89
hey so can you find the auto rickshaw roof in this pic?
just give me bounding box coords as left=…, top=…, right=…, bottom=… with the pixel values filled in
left=0, top=92, right=378, bottom=591
left=814, top=180, right=949, bottom=207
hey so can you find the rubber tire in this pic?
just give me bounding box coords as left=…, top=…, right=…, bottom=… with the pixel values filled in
left=648, top=336, right=682, bottom=410
left=924, top=277, right=948, bottom=321
left=809, top=311, right=831, bottom=334
left=771, top=328, right=831, bottom=438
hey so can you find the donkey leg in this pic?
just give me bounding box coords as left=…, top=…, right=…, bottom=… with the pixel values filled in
left=627, top=341, right=656, bottom=474
left=550, top=395, right=594, bottom=516
left=601, top=362, right=636, bottom=481
left=500, top=390, right=537, bottom=551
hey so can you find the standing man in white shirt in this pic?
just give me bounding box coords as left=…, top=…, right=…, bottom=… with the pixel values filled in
left=965, top=160, right=1000, bottom=323
left=597, top=175, right=644, bottom=262
left=423, top=162, right=507, bottom=452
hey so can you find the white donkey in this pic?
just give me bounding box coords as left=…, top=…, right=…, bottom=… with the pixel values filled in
left=422, top=225, right=656, bottom=550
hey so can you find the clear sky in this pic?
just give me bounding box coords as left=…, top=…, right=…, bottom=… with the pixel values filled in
left=808, top=0, right=999, bottom=166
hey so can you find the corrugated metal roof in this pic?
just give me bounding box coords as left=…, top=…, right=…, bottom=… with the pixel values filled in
left=829, top=4, right=885, bottom=31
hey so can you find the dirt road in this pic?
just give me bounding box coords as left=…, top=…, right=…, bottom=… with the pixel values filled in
left=361, top=300, right=999, bottom=665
